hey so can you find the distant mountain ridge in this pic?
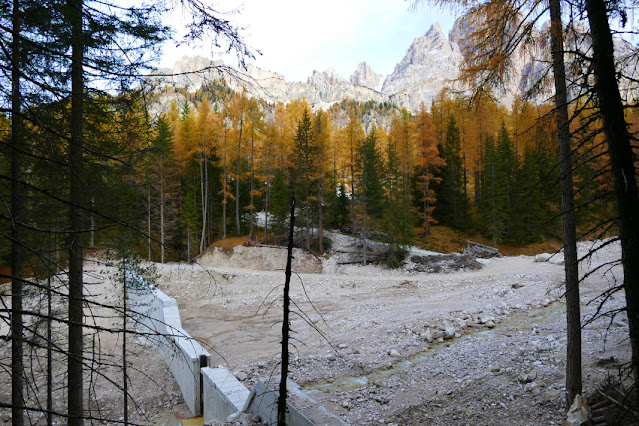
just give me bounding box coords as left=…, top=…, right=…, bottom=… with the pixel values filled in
left=146, top=15, right=637, bottom=115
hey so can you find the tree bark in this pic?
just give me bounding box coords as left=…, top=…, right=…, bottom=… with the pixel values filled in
left=11, top=1, right=24, bottom=422
left=199, top=151, right=208, bottom=253
left=549, top=0, right=581, bottom=407
left=90, top=195, right=95, bottom=247
left=122, top=259, right=128, bottom=424
left=222, top=160, right=227, bottom=240
left=585, top=0, right=639, bottom=383
left=249, top=131, right=255, bottom=242
left=147, top=187, right=151, bottom=260
left=160, top=172, right=165, bottom=263
left=264, top=174, right=270, bottom=243
left=278, top=196, right=296, bottom=426
left=236, top=117, right=243, bottom=236
left=68, top=0, right=85, bottom=422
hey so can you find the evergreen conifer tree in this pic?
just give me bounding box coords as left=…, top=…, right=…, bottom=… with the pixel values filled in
left=434, top=115, right=470, bottom=229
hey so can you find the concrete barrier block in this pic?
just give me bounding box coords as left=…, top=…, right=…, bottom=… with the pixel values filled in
left=244, top=380, right=314, bottom=426
left=202, top=366, right=250, bottom=422
left=125, top=273, right=210, bottom=417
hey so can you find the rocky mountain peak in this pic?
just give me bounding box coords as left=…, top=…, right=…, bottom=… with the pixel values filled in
left=350, top=61, right=383, bottom=92
left=381, top=22, right=462, bottom=110
left=307, top=68, right=346, bottom=88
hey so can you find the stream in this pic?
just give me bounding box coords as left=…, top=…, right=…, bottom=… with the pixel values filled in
left=304, top=299, right=568, bottom=394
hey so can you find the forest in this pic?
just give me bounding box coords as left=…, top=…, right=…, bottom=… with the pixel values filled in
left=2, top=0, right=639, bottom=423
left=19, top=85, right=620, bottom=267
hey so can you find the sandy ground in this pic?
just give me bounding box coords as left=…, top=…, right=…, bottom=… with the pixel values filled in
left=0, top=259, right=192, bottom=425
left=0, top=236, right=629, bottom=425
left=152, top=237, right=630, bottom=425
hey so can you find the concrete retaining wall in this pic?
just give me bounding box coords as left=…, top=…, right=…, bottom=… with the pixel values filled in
left=202, top=366, right=250, bottom=422
left=243, top=380, right=314, bottom=426
left=126, top=271, right=346, bottom=424
left=126, top=272, right=209, bottom=416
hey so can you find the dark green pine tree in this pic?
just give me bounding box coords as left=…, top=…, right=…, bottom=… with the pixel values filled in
left=291, top=108, right=315, bottom=249
left=269, top=169, right=291, bottom=243
left=434, top=115, right=470, bottom=230
left=383, top=130, right=414, bottom=266
left=481, top=135, right=508, bottom=247
left=358, top=128, right=385, bottom=221
left=328, top=182, right=350, bottom=229
left=510, top=139, right=555, bottom=245
left=495, top=122, right=520, bottom=242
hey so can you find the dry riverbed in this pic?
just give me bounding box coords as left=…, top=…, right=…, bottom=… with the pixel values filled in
left=0, top=237, right=629, bottom=425
left=153, top=238, right=630, bottom=425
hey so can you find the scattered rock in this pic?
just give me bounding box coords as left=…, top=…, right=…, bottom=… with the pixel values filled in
left=444, top=326, right=456, bottom=340
left=565, top=394, right=591, bottom=426
left=524, top=382, right=540, bottom=394
left=519, top=373, right=535, bottom=384
left=389, top=349, right=401, bottom=357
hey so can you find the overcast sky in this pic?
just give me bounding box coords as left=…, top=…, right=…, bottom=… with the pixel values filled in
left=160, top=0, right=458, bottom=82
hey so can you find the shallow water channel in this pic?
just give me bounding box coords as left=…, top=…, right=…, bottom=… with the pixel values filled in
left=304, top=299, right=568, bottom=394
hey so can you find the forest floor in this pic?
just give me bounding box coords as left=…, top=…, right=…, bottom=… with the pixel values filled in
left=154, top=234, right=630, bottom=425
left=0, top=231, right=630, bottom=425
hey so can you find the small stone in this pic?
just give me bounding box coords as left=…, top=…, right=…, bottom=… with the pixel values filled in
left=338, top=343, right=348, bottom=349
left=438, top=337, right=444, bottom=343
left=422, top=330, right=434, bottom=343
left=454, top=332, right=461, bottom=338
left=342, top=399, right=351, bottom=409
left=485, top=320, right=496, bottom=328
left=389, top=349, right=401, bottom=357
left=235, top=370, right=248, bottom=381
left=444, top=326, right=456, bottom=340
left=519, top=372, right=536, bottom=384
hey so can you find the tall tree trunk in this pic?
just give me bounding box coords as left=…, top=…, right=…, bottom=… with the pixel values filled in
left=160, top=172, right=165, bottom=264
left=236, top=118, right=243, bottom=236
left=11, top=1, right=24, bottom=422
left=350, top=139, right=355, bottom=231
left=90, top=195, right=95, bottom=247
left=121, top=258, right=128, bottom=424
left=549, top=0, right=581, bottom=406
left=249, top=132, right=255, bottom=242
left=491, top=159, right=497, bottom=248
left=585, top=0, right=639, bottom=383
left=222, top=160, right=227, bottom=239
left=278, top=197, right=296, bottom=426
left=68, top=0, right=85, bottom=422
left=424, top=171, right=431, bottom=237
left=318, top=170, right=324, bottom=255
left=200, top=151, right=208, bottom=253
left=264, top=174, right=271, bottom=243
left=147, top=187, right=151, bottom=260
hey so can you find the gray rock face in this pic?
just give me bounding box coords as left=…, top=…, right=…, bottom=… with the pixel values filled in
left=350, top=62, right=383, bottom=92
left=382, top=23, right=463, bottom=111
left=148, top=14, right=638, bottom=115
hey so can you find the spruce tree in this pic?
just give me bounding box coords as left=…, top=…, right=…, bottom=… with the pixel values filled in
left=481, top=135, right=508, bottom=246
left=435, top=115, right=470, bottom=230
left=291, top=109, right=315, bottom=249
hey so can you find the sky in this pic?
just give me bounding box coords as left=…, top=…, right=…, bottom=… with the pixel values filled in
left=160, top=0, right=458, bottom=82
